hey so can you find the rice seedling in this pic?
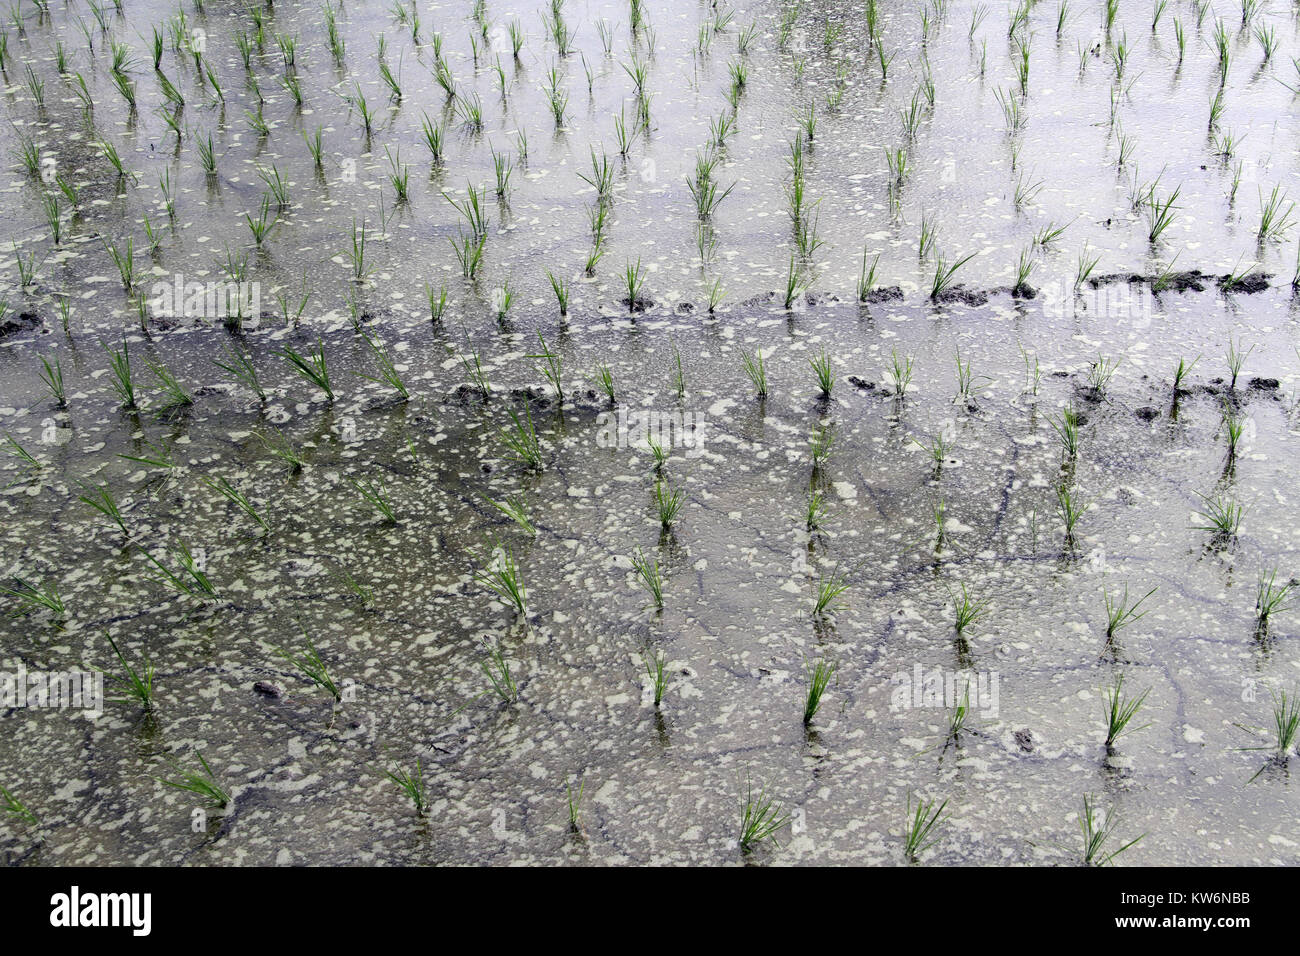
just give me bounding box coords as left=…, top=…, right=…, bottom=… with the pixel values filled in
left=37, top=355, right=64, bottom=407
left=102, top=339, right=137, bottom=410
left=623, top=257, right=647, bottom=312
left=802, top=657, right=837, bottom=725
left=805, top=489, right=829, bottom=532
left=630, top=546, right=665, bottom=609
left=195, top=130, right=218, bottom=175
left=1103, top=584, right=1157, bottom=641
left=0, top=785, right=38, bottom=826
left=903, top=793, right=949, bottom=862
left=277, top=630, right=342, bottom=702
left=154, top=752, right=229, bottom=809
left=141, top=541, right=217, bottom=600
left=857, top=250, right=882, bottom=302
left=480, top=642, right=519, bottom=704
left=1225, top=337, right=1254, bottom=392
left=810, top=351, right=835, bottom=397
left=1256, top=569, right=1296, bottom=631
left=2, top=432, right=40, bottom=473
left=1102, top=674, right=1150, bottom=746
left=1170, top=355, right=1199, bottom=399
left=565, top=778, right=584, bottom=831
left=886, top=349, right=914, bottom=399
left=1013, top=246, right=1035, bottom=296
left=143, top=356, right=192, bottom=414
left=1076, top=794, right=1143, bottom=865
left=1049, top=406, right=1082, bottom=461
left=280, top=339, right=334, bottom=402
left=78, top=481, right=130, bottom=536
left=499, top=404, right=543, bottom=470
left=520, top=334, right=562, bottom=405
left=1241, top=687, right=1300, bottom=771
left=813, top=566, right=851, bottom=617
left=782, top=255, right=813, bottom=309
left=929, top=251, right=975, bottom=300
left=383, top=760, right=427, bottom=816
left=1056, top=483, right=1088, bottom=541
left=213, top=345, right=265, bottom=403
left=1192, top=491, right=1244, bottom=545
left=737, top=778, right=789, bottom=853
left=347, top=475, right=398, bottom=525
left=1257, top=185, right=1295, bottom=242
left=950, top=583, right=989, bottom=635
left=741, top=348, right=768, bottom=399
left=1, top=574, right=64, bottom=622
left=475, top=543, right=528, bottom=615
left=488, top=493, right=537, bottom=537
left=653, top=479, right=685, bottom=529
left=810, top=420, right=837, bottom=469
left=202, top=476, right=271, bottom=534
left=1146, top=185, right=1181, bottom=243
left=357, top=334, right=410, bottom=402
left=102, top=633, right=154, bottom=711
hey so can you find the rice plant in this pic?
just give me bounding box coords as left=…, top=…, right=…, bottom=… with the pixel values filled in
left=1241, top=687, right=1300, bottom=773
left=499, top=405, right=543, bottom=470
left=810, top=351, right=835, bottom=397
left=1146, top=185, right=1181, bottom=243
left=624, top=257, right=646, bottom=312
left=886, top=349, right=914, bottom=399
left=38, top=355, right=65, bottom=406
left=481, top=641, right=519, bottom=701
left=103, top=633, right=154, bottom=711
left=1225, top=336, right=1254, bottom=391
left=1171, top=355, right=1199, bottom=398
left=102, top=338, right=137, bottom=409
left=1102, top=674, right=1150, bottom=746
left=141, top=541, right=217, bottom=600
left=475, top=543, right=527, bottom=615
left=1056, top=483, right=1088, bottom=541
left=1255, top=569, right=1296, bottom=630
left=1192, top=491, right=1244, bottom=545
left=1258, top=185, right=1296, bottom=242
left=653, top=479, right=685, bottom=529
left=950, top=583, right=988, bottom=635
left=78, top=482, right=130, bottom=536
left=0, top=785, right=38, bottom=826
left=280, top=338, right=334, bottom=402
left=630, top=546, right=665, bottom=609
left=813, top=566, right=850, bottom=617
left=1103, top=584, right=1157, bottom=640
left=803, top=657, right=837, bottom=725
left=741, top=348, right=768, bottom=399
left=1077, top=794, right=1143, bottom=865
left=903, top=793, right=949, bottom=862
left=197, top=474, right=270, bottom=534
left=644, top=648, right=668, bottom=705
left=383, top=760, right=427, bottom=816
left=481, top=492, right=534, bottom=542
left=154, top=752, right=229, bottom=809
left=737, top=778, right=789, bottom=853
left=1, top=574, right=65, bottom=623
left=929, top=251, right=975, bottom=300
left=144, top=356, right=192, bottom=413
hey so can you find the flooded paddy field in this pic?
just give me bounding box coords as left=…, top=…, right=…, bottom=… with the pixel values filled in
left=2, top=0, right=1300, bottom=866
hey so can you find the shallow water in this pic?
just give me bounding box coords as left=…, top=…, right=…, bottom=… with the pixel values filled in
left=2, top=0, right=1300, bottom=865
